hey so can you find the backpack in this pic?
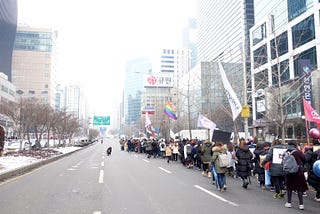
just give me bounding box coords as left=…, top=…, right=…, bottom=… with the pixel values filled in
left=217, top=153, right=229, bottom=168
left=282, top=150, right=299, bottom=174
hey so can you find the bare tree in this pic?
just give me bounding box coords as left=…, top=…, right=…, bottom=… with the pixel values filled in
left=252, top=21, right=314, bottom=143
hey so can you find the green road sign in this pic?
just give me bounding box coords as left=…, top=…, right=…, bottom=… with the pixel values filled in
left=93, top=116, right=110, bottom=125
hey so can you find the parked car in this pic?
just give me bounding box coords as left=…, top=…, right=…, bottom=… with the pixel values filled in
left=3, top=141, right=21, bottom=154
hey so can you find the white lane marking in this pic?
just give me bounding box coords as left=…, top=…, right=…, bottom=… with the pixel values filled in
left=143, top=159, right=150, bottom=163
left=67, top=168, right=76, bottom=171
left=158, top=167, right=172, bottom=174
left=101, top=162, right=104, bottom=167
left=98, top=170, right=104, bottom=184
left=93, top=211, right=101, bottom=214
left=102, top=156, right=105, bottom=159
left=134, top=154, right=138, bottom=157
left=194, top=185, right=239, bottom=207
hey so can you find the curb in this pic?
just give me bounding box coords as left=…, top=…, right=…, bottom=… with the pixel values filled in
left=0, top=147, right=84, bottom=183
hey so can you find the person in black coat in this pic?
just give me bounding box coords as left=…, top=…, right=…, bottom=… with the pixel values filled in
left=253, top=142, right=269, bottom=188
left=305, top=146, right=320, bottom=202
left=284, top=142, right=308, bottom=210
left=235, top=138, right=253, bottom=189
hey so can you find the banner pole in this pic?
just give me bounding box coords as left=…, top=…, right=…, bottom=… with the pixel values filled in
left=305, top=118, right=310, bottom=145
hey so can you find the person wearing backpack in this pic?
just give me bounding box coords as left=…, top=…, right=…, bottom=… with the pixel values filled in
left=284, top=141, right=308, bottom=210
left=212, top=141, right=228, bottom=191
left=261, top=139, right=286, bottom=199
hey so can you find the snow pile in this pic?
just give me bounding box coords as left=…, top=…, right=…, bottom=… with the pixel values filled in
left=0, top=155, right=41, bottom=174
left=0, top=146, right=82, bottom=174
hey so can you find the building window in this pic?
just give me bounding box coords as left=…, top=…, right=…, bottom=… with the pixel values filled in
left=293, top=46, right=317, bottom=77
left=292, top=15, right=315, bottom=49
left=283, top=91, right=300, bottom=116
left=253, top=44, right=268, bottom=68
left=270, top=31, right=288, bottom=59
left=288, top=0, right=312, bottom=21
left=272, top=59, right=290, bottom=86
left=252, top=23, right=266, bottom=46
left=28, top=90, right=35, bottom=94
left=254, top=69, right=268, bottom=89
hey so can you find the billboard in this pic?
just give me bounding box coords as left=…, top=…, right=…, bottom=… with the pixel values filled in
left=93, top=116, right=110, bottom=125
left=144, top=73, right=174, bottom=88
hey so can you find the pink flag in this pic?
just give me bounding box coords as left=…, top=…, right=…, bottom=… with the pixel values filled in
left=303, top=98, right=320, bottom=123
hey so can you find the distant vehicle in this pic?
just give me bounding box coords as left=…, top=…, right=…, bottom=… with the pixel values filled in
left=3, top=141, right=20, bottom=154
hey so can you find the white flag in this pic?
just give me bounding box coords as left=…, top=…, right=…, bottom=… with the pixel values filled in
left=197, top=113, right=216, bottom=130
left=218, top=61, right=242, bottom=121
left=145, top=112, right=151, bottom=127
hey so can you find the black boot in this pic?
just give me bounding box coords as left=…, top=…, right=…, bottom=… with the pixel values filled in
left=242, top=179, right=249, bottom=189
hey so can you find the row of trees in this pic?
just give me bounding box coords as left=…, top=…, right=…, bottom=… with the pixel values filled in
left=0, top=98, right=93, bottom=152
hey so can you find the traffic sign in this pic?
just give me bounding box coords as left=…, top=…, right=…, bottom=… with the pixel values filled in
left=93, top=116, right=110, bottom=125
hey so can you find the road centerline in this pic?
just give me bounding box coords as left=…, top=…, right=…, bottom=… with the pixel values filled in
left=98, top=170, right=104, bottom=184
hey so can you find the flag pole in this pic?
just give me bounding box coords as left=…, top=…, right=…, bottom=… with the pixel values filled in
left=305, top=117, right=310, bottom=145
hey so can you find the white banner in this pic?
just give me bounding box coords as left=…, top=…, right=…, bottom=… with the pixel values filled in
left=272, top=148, right=286, bottom=164
left=197, top=113, right=216, bottom=130
left=218, top=61, right=242, bottom=121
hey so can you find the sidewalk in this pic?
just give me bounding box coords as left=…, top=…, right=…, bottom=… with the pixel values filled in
left=0, top=146, right=82, bottom=182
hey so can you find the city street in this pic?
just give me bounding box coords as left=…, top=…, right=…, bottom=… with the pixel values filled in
left=0, top=139, right=319, bottom=214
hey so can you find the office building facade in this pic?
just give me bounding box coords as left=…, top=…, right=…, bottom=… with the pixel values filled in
left=196, top=0, right=254, bottom=132
left=250, top=0, right=320, bottom=137
left=11, top=25, right=58, bottom=107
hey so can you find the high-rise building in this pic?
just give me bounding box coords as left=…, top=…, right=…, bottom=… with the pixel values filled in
left=182, top=18, right=198, bottom=69
left=196, top=0, right=254, bottom=132
left=250, top=0, right=320, bottom=137
left=0, top=0, right=17, bottom=82
left=11, top=25, right=58, bottom=107
left=63, top=84, right=87, bottom=122
left=159, top=48, right=192, bottom=89
left=124, top=58, right=152, bottom=126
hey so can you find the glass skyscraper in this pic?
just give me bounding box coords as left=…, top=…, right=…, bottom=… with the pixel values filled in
left=124, top=58, right=152, bottom=125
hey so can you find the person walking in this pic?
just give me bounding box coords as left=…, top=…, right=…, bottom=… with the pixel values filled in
left=172, top=141, right=179, bottom=161
left=212, top=141, right=228, bottom=191
left=165, top=142, right=173, bottom=163
left=226, top=142, right=236, bottom=177
left=305, top=145, right=320, bottom=202
left=284, top=141, right=308, bottom=210
left=253, top=142, right=269, bottom=189
left=201, top=140, right=213, bottom=177
left=261, top=139, right=286, bottom=199
left=235, top=138, right=253, bottom=189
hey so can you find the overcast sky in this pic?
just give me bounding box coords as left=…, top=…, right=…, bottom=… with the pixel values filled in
left=17, top=0, right=197, bottom=119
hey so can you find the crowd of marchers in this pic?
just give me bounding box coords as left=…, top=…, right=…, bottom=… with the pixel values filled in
left=119, top=137, right=320, bottom=210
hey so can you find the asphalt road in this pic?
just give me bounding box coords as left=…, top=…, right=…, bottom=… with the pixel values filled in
left=0, top=139, right=319, bottom=214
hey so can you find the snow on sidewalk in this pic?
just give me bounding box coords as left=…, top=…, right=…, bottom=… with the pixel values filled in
left=0, top=146, right=81, bottom=174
